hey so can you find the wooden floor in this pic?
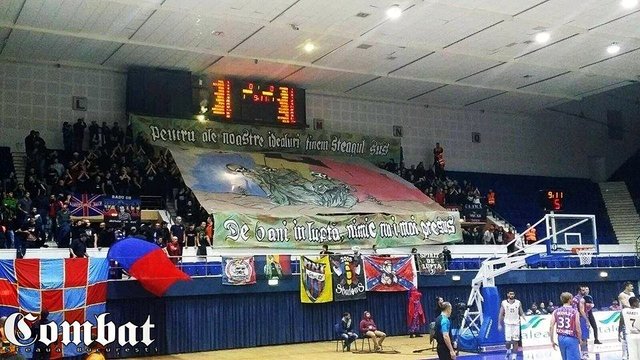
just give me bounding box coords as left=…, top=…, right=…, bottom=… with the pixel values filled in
left=152, top=336, right=441, bottom=359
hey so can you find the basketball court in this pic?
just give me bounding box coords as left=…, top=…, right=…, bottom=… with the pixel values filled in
left=151, top=338, right=623, bottom=359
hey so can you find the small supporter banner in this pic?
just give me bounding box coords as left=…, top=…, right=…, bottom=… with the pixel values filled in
left=415, top=253, right=446, bottom=275
left=330, top=254, right=366, bottom=302
left=221, top=257, right=256, bottom=286
left=256, top=255, right=292, bottom=279
left=103, top=195, right=141, bottom=228
left=300, top=256, right=333, bottom=303
left=363, top=255, right=417, bottom=292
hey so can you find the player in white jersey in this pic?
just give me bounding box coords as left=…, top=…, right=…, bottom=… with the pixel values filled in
left=620, top=281, right=636, bottom=308
left=499, top=290, right=526, bottom=360
left=620, top=297, right=640, bottom=360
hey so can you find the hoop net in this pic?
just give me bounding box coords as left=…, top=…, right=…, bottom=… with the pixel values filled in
left=572, top=247, right=595, bottom=266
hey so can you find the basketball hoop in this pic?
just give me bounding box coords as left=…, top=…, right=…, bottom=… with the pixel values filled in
left=572, top=247, right=595, bottom=266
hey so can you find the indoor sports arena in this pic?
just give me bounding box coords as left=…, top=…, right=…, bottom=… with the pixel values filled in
left=1, top=1, right=640, bottom=360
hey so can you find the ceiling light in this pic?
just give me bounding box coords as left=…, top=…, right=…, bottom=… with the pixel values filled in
left=386, top=4, right=402, bottom=19
left=621, top=0, right=638, bottom=9
left=303, top=43, right=315, bottom=53
left=535, top=32, right=550, bottom=44
left=607, top=42, right=621, bottom=54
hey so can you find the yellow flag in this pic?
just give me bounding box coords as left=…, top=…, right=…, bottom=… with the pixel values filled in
left=300, top=256, right=333, bottom=303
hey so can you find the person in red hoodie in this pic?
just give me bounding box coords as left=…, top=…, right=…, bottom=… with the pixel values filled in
left=360, top=311, right=386, bottom=351
left=408, top=287, right=426, bottom=337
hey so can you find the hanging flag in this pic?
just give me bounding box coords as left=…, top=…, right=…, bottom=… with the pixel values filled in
left=415, top=253, right=446, bottom=275
left=0, top=258, right=109, bottom=359
left=330, top=254, right=366, bottom=301
left=300, top=256, right=333, bottom=303
left=108, top=238, right=190, bottom=296
left=256, top=255, right=292, bottom=279
left=222, top=257, right=256, bottom=285
left=363, top=255, right=417, bottom=292
left=68, top=193, right=104, bottom=217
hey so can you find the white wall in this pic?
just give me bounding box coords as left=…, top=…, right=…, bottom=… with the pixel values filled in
left=306, top=93, right=622, bottom=178
left=0, top=61, right=637, bottom=179
left=0, top=61, right=126, bottom=151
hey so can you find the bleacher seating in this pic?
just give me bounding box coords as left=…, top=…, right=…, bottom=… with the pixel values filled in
left=609, top=149, right=640, bottom=214
left=446, top=171, right=616, bottom=244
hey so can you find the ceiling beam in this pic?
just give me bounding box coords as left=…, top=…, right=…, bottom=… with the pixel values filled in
left=0, top=21, right=584, bottom=101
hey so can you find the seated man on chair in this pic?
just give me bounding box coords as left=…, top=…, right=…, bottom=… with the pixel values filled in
left=335, top=312, right=358, bottom=351
left=360, top=311, right=386, bottom=352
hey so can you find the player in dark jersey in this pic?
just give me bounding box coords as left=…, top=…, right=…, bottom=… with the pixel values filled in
left=550, top=292, right=582, bottom=360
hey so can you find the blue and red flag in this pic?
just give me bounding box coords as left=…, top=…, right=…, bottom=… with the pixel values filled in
left=363, top=255, right=417, bottom=292
left=69, top=193, right=104, bottom=217
left=0, top=258, right=109, bottom=359
left=108, top=238, right=190, bottom=296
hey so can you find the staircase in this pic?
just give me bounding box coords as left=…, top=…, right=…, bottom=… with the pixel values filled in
left=11, top=151, right=26, bottom=181
left=599, top=182, right=640, bottom=245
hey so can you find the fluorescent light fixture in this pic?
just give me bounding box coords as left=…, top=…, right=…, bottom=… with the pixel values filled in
left=386, top=4, right=402, bottom=19
left=535, top=32, right=550, bottom=44
left=599, top=271, right=608, bottom=278
left=621, top=0, right=638, bottom=9
left=303, top=43, right=316, bottom=53
left=268, top=278, right=279, bottom=286
left=607, top=43, right=621, bottom=54
left=451, top=275, right=461, bottom=281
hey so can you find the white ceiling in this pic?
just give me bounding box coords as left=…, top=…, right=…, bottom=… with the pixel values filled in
left=1, top=0, right=639, bottom=113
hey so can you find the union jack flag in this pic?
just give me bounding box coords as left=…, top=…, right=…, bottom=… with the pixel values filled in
left=69, top=193, right=104, bottom=217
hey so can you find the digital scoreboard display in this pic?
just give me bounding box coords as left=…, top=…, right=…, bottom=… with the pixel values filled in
left=540, top=189, right=565, bottom=212
left=210, top=79, right=306, bottom=127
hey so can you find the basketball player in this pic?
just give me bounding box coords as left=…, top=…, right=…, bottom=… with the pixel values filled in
left=550, top=292, right=582, bottom=360
left=572, top=285, right=590, bottom=360
left=498, top=290, right=526, bottom=360
left=620, top=281, right=636, bottom=308
left=620, top=297, right=640, bottom=360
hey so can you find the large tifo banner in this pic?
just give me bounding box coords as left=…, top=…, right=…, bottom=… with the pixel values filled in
left=131, top=114, right=401, bottom=163
left=215, top=212, right=460, bottom=249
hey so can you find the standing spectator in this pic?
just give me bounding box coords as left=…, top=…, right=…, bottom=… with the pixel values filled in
left=441, top=246, right=452, bottom=270
left=88, top=121, right=100, bottom=149
left=494, top=226, right=505, bottom=245
left=433, top=143, right=445, bottom=179
left=320, top=244, right=334, bottom=255
left=97, top=222, right=113, bottom=248
left=165, top=236, right=181, bottom=265
left=584, top=286, right=602, bottom=344
left=471, top=227, right=481, bottom=245
left=170, top=217, right=186, bottom=250
left=185, top=223, right=197, bottom=248
left=434, top=187, right=445, bottom=206
left=25, top=130, right=37, bottom=156
left=101, top=122, right=111, bottom=148
left=62, top=122, right=73, bottom=154
left=196, top=221, right=211, bottom=258
left=483, top=225, right=495, bottom=245
left=56, top=204, right=72, bottom=248
left=487, top=189, right=496, bottom=209
left=524, top=223, right=537, bottom=244
left=407, top=288, right=426, bottom=338
left=73, top=118, right=86, bottom=152
left=70, top=232, right=88, bottom=258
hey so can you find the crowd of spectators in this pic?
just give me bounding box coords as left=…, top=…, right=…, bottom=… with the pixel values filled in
left=0, top=119, right=208, bottom=258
